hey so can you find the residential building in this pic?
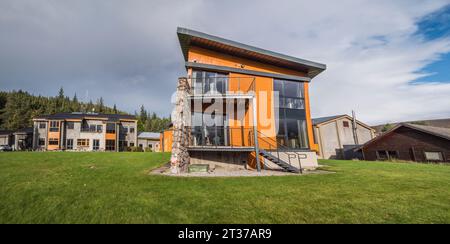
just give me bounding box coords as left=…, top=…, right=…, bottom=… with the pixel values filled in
left=13, top=128, right=33, bottom=151
left=0, top=130, right=13, bottom=147
left=0, top=128, right=33, bottom=151
left=312, top=114, right=375, bottom=159
left=359, top=123, right=450, bottom=163
left=32, top=112, right=137, bottom=152
left=165, top=27, right=326, bottom=172
left=138, top=132, right=161, bottom=152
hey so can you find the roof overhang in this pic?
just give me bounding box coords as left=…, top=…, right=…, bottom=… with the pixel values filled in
left=177, top=27, right=326, bottom=79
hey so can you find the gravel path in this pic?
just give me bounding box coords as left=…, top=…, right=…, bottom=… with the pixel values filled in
left=150, top=164, right=332, bottom=177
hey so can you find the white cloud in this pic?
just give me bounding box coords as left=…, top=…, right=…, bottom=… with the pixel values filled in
left=1, top=0, right=450, bottom=124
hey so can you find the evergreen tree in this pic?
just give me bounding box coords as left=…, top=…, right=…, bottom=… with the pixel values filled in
left=113, top=104, right=118, bottom=114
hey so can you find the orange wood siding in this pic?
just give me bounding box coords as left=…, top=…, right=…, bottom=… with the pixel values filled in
left=304, top=83, right=318, bottom=151
left=188, top=47, right=307, bottom=77
left=162, top=130, right=173, bottom=152
left=105, top=133, right=116, bottom=140
left=47, top=121, right=60, bottom=151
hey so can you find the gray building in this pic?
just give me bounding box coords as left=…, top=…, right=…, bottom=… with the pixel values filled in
left=137, top=132, right=161, bottom=152
left=32, top=112, right=138, bottom=152
left=0, top=131, right=13, bottom=147
left=313, top=114, right=375, bottom=159
left=0, top=129, right=33, bottom=151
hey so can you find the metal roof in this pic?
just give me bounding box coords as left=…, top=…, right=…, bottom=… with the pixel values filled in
left=312, top=115, right=346, bottom=125
left=177, top=27, right=326, bottom=78
left=358, top=123, right=450, bottom=151
left=404, top=123, right=450, bottom=141
left=138, top=132, right=161, bottom=139
left=33, top=112, right=136, bottom=122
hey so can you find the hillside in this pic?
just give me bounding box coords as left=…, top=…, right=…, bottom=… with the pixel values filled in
left=373, top=118, right=450, bottom=133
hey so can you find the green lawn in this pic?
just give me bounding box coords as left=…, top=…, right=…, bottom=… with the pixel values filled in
left=0, top=152, right=449, bottom=224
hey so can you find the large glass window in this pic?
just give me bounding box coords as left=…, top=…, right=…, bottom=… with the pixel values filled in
left=192, top=70, right=228, bottom=95
left=274, top=79, right=309, bottom=149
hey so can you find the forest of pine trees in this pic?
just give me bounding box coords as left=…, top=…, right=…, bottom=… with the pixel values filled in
left=0, top=88, right=171, bottom=133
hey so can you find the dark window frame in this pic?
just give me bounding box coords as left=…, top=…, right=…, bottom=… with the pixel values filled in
left=38, top=138, right=46, bottom=146
left=106, top=140, right=116, bottom=151
left=106, top=123, right=116, bottom=134
left=274, top=79, right=309, bottom=149
left=48, top=138, right=59, bottom=145
left=49, top=121, right=60, bottom=132
left=67, top=122, right=75, bottom=130
left=66, top=139, right=74, bottom=150
left=343, top=121, right=350, bottom=128
left=93, top=139, right=100, bottom=151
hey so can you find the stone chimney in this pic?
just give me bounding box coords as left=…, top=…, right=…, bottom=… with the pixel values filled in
left=170, top=77, right=191, bottom=173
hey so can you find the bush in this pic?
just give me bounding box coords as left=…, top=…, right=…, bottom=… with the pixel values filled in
left=144, top=147, right=153, bottom=152
left=127, top=146, right=144, bottom=152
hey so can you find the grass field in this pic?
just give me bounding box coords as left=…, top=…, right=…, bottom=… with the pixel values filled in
left=0, top=152, right=449, bottom=224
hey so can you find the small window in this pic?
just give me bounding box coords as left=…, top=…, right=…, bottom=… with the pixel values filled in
left=67, top=139, right=73, bottom=150
left=49, top=121, right=60, bottom=132
left=67, top=122, right=75, bottom=130
left=129, top=142, right=134, bottom=147
left=139, top=144, right=143, bottom=148
left=39, top=138, right=46, bottom=146
left=106, top=123, right=116, bottom=133
left=130, top=127, right=135, bottom=133
left=48, top=138, right=59, bottom=145
left=77, top=139, right=89, bottom=147
left=39, top=123, right=46, bottom=129
left=106, top=140, right=115, bottom=151
left=123, top=127, right=129, bottom=133
left=343, top=121, right=350, bottom=128
left=424, top=151, right=444, bottom=162
left=93, top=139, right=100, bottom=151
left=89, top=125, right=96, bottom=132
left=377, top=150, right=388, bottom=160
left=149, top=144, right=153, bottom=148
left=96, top=125, right=102, bottom=133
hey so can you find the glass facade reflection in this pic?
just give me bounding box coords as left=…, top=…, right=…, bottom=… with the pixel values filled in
left=274, top=79, right=309, bottom=149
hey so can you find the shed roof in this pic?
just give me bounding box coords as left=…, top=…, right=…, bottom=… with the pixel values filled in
left=177, top=27, right=326, bottom=78
left=358, top=123, right=450, bottom=150
left=312, top=114, right=374, bottom=131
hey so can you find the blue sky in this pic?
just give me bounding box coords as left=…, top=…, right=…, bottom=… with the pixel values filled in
left=0, top=0, right=450, bottom=124
left=416, top=4, right=450, bottom=83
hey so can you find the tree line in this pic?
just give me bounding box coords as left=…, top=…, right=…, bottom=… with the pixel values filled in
left=0, top=88, right=171, bottom=133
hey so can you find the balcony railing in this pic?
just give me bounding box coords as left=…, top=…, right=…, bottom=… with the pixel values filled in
left=182, top=126, right=255, bottom=148
left=189, top=77, right=255, bottom=96
left=80, top=127, right=102, bottom=133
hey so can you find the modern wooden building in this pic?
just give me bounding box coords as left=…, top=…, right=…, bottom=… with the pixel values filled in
left=164, top=27, right=327, bottom=172
left=359, top=123, right=450, bottom=163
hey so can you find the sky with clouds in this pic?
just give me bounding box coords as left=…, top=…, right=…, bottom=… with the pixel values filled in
left=1, top=0, right=450, bottom=125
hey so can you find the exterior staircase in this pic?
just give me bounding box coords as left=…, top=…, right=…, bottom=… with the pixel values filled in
left=259, top=149, right=301, bottom=173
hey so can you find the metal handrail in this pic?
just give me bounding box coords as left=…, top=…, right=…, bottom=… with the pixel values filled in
left=183, top=126, right=255, bottom=148
left=256, top=130, right=305, bottom=173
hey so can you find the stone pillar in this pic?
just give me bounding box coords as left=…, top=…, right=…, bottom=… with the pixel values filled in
left=170, top=77, right=191, bottom=174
